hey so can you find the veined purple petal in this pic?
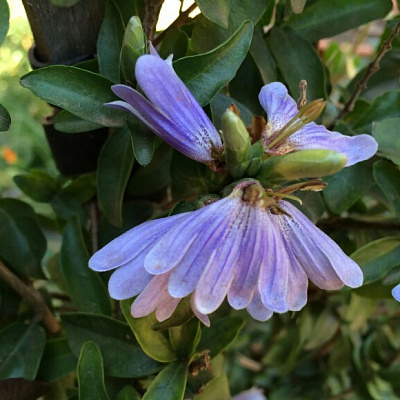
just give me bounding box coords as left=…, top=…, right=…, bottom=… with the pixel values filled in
left=155, top=296, right=181, bottom=322
left=135, top=55, right=222, bottom=155
left=392, top=284, right=400, bottom=302
left=191, top=296, right=210, bottom=327
left=283, top=124, right=378, bottom=167
left=277, top=201, right=363, bottom=289
left=247, top=291, right=273, bottom=322
left=145, top=198, right=238, bottom=276
left=227, top=208, right=262, bottom=309
left=194, top=204, right=252, bottom=314
left=108, top=86, right=213, bottom=162
left=285, top=249, right=308, bottom=311
left=88, top=213, right=187, bottom=272
left=258, top=215, right=289, bottom=313
left=259, top=82, right=298, bottom=134
left=108, top=253, right=152, bottom=300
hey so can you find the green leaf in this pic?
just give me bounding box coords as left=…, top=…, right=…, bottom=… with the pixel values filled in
left=142, top=362, right=188, bottom=400
left=169, top=319, right=201, bottom=358
left=322, top=162, right=374, bottom=214
left=0, top=0, right=10, bottom=46
left=127, top=117, right=155, bottom=166
left=351, top=237, right=400, bottom=286
left=120, top=300, right=177, bottom=363
left=60, top=174, right=97, bottom=203
left=373, top=118, right=400, bottom=165
left=285, top=0, right=392, bottom=41
left=51, top=0, right=81, bottom=6
left=0, top=103, right=11, bottom=131
left=174, top=21, right=254, bottom=106
left=250, top=27, right=277, bottom=84
left=120, top=16, right=146, bottom=83
left=60, top=217, right=112, bottom=315
left=14, top=170, right=57, bottom=203
left=116, top=386, right=140, bottom=400
left=152, top=297, right=195, bottom=331
left=97, top=0, right=124, bottom=83
left=77, top=342, right=110, bottom=400
left=353, top=91, right=400, bottom=134
left=54, top=110, right=103, bottom=133
left=373, top=160, right=400, bottom=217
left=158, top=29, right=188, bottom=61
left=194, top=374, right=231, bottom=400
left=97, top=128, right=134, bottom=226
left=197, top=316, right=244, bottom=358
left=38, top=337, right=77, bottom=382
left=62, top=313, right=162, bottom=378
left=20, top=66, right=126, bottom=127
left=195, top=0, right=231, bottom=28
left=0, top=199, right=46, bottom=278
left=127, top=144, right=172, bottom=197
left=51, top=193, right=90, bottom=228
left=0, top=323, right=46, bottom=380
left=269, top=27, right=327, bottom=100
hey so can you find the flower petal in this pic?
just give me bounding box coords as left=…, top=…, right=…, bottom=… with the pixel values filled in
left=277, top=201, right=363, bottom=289
left=155, top=296, right=181, bottom=322
left=191, top=295, right=210, bottom=327
left=108, top=86, right=211, bottom=162
left=135, top=55, right=222, bottom=156
left=259, top=82, right=298, bottom=134
left=285, top=250, right=308, bottom=311
left=88, top=213, right=187, bottom=272
left=246, top=291, right=273, bottom=322
left=392, top=284, right=400, bottom=302
left=283, top=123, right=378, bottom=166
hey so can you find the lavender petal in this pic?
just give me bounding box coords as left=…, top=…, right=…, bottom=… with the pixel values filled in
left=247, top=291, right=273, bottom=322
left=392, top=284, right=400, bottom=302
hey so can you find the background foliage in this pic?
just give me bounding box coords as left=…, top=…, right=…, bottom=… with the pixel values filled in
left=1, top=0, right=400, bottom=399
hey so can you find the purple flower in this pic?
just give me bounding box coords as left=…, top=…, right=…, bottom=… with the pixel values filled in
left=105, top=47, right=222, bottom=164
left=89, top=181, right=363, bottom=324
left=392, top=284, right=400, bottom=303
left=259, top=82, right=378, bottom=166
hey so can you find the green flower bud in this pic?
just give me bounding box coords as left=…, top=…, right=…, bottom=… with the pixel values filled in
left=255, top=149, right=347, bottom=184
left=120, top=17, right=146, bottom=83
left=221, top=108, right=252, bottom=179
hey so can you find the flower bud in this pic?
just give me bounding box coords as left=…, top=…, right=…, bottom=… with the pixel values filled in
left=222, top=108, right=252, bottom=179
left=255, top=149, right=347, bottom=184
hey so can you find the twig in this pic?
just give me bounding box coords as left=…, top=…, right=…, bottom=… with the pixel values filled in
left=141, top=0, right=165, bottom=42
left=88, top=199, right=99, bottom=254
left=153, top=3, right=198, bottom=47
left=0, top=261, right=61, bottom=334
left=317, top=217, right=400, bottom=231
left=332, top=20, right=400, bottom=125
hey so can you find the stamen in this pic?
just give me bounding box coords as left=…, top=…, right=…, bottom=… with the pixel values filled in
left=265, top=191, right=303, bottom=205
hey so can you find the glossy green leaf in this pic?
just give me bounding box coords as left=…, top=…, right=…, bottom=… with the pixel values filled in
left=51, top=0, right=81, bottom=6
left=127, top=117, right=155, bottom=166
left=169, top=319, right=201, bottom=358
left=116, top=386, right=140, bottom=400
left=286, top=0, right=392, bottom=41
left=60, top=217, right=112, bottom=315
left=250, top=27, right=277, bottom=84
left=0, top=199, right=46, bottom=278
left=20, top=66, right=126, bottom=127
left=77, top=342, right=110, bottom=400
left=60, top=174, right=97, bottom=203
left=195, top=0, right=230, bottom=28
left=114, top=0, right=142, bottom=25
left=198, top=316, right=244, bottom=358
left=269, top=27, right=327, bottom=100
left=97, top=0, right=124, bottom=83
left=120, top=16, right=146, bottom=83
left=51, top=193, right=90, bottom=228
left=351, top=237, right=400, bottom=285
left=142, top=362, right=188, bottom=400
left=353, top=91, right=400, bottom=133
left=62, top=313, right=162, bottom=378
left=38, top=337, right=77, bottom=382
left=98, top=128, right=134, bottom=226
left=192, top=0, right=268, bottom=52
left=174, top=21, right=254, bottom=106
left=0, top=0, right=9, bottom=46
left=158, top=29, right=188, bottom=61
left=13, top=170, right=57, bottom=203
left=194, top=374, right=231, bottom=400
left=0, top=103, right=11, bottom=131
left=0, top=323, right=46, bottom=379
left=120, top=300, right=177, bottom=363
left=54, top=110, right=103, bottom=133
left=373, top=160, right=400, bottom=217
left=322, top=162, right=374, bottom=214
left=127, top=144, right=172, bottom=197
left=373, top=118, right=400, bottom=165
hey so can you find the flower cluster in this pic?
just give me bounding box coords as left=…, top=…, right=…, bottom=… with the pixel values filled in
left=90, top=47, right=380, bottom=325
